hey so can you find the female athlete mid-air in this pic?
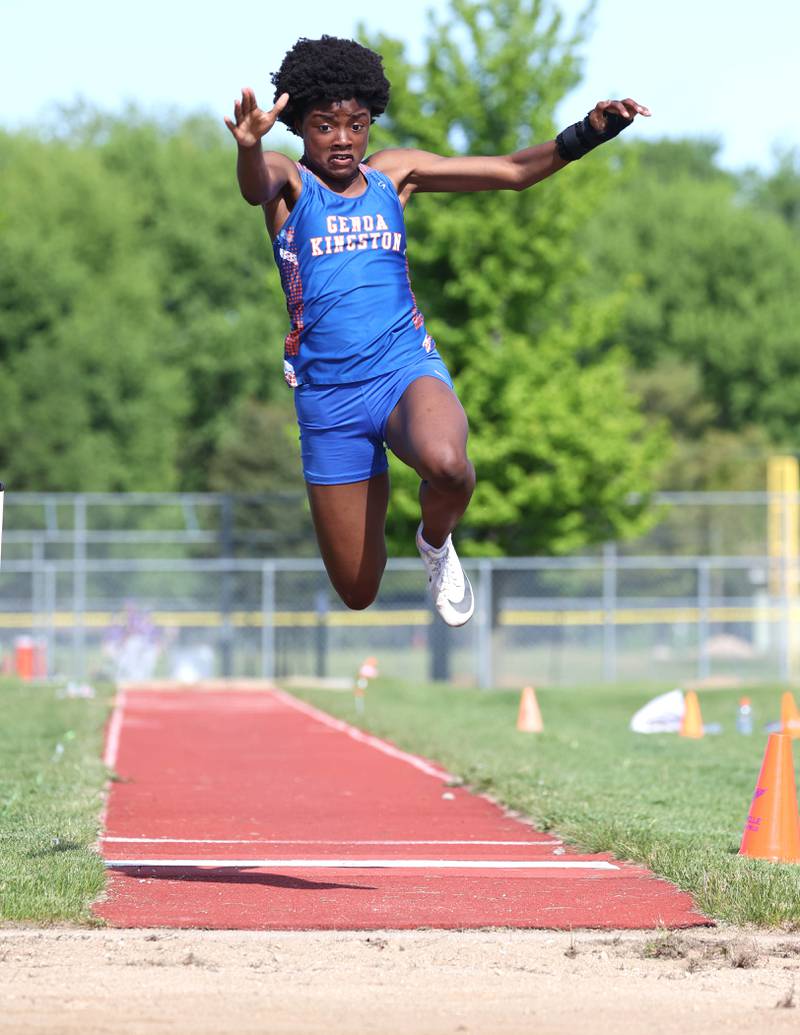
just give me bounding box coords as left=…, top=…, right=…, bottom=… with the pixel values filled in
left=225, top=35, right=649, bottom=627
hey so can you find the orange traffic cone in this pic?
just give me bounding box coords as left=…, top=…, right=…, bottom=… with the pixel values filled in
left=680, top=690, right=704, bottom=739
left=739, top=733, right=800, bottom=862
left=780, top=692, right=800, bottom=738
left=517, top=686, right=543, bottom=733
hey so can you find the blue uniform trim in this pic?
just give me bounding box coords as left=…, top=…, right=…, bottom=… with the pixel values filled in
left=294, top=351, right=454, bottom=485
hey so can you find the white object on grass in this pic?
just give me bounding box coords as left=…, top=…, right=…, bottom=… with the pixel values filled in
left=629, top=688, right=685, bottom=734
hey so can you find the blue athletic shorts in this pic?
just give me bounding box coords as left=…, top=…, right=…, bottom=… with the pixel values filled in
left=294, top=351, right=455, bottom=485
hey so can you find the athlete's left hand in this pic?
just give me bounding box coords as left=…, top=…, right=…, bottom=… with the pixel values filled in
left=588, top=99, right=651, bottom=134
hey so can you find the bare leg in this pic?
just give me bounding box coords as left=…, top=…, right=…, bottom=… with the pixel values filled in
left=306, top=472, right=390, bottom=610
left=385, top=376, right=475, bottom=548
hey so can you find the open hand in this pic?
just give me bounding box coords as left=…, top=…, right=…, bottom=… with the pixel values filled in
left=588, top=98, right=651, bottom=134
left=224, top=89, right=289, bottom=148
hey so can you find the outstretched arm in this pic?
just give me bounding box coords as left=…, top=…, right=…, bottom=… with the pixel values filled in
left=224, top=89, right=300, bottom=206
left=371, top=99, right=650, bottom=201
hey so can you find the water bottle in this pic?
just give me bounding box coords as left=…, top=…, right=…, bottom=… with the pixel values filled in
left=736, top=696, right=753, bottom=735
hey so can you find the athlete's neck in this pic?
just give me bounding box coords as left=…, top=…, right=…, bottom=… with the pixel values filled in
left=300, top=155, right=366, bottom=197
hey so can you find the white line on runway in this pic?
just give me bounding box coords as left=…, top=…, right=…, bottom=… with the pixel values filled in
left=270, top=687, right=455, bottom=781
left=102, top=837, right=563, bottom=846
left=105, top=858, right=617, bottom=870
left=103, top=689, right=127, bottom=770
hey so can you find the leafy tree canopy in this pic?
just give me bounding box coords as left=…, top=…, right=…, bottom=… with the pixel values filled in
left=580, top=138, right=800, bottom=448
left=0, top=111, right=295, bottom=491
left=363, top=0, right=665, bottom=554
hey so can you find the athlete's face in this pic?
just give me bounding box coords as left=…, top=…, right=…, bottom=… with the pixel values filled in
left=299, top=99, right=371, bottom=184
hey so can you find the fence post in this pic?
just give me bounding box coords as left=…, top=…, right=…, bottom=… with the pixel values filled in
left=31, top=536, right=43, bottom=646
left=31, top=538, right=49, bottom=677
left=477, top=559, right=493, bottom=689
left=429, top=613, right=450, bottom=682
left=72, top=495, right=87, bottom=680
left=219, top=494, right=234, bottom=677
left=314, top=586, right=329, bottom=678
left=697, top=559, right=711, bottom=680
left=261, top=561, right=275, bottom=680
left=44, top=563, right=56, bottom=679
left=602, top=543, right=617, bottom=683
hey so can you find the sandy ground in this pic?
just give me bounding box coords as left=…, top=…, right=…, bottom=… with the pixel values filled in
left=2, top=927, right=800, bottom=1034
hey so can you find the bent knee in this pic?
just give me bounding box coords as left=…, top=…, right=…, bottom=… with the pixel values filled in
left=423, top=450, right=475, bottom=494
left=331, top=576, right=381, bottom=611
left=339, top=586, right=379, bottom=611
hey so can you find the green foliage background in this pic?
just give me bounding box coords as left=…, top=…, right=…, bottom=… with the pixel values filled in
left=1, top=0, right=799, bottom=553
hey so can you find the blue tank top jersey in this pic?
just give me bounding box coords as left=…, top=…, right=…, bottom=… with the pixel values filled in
left=272, top=164, right=434, bottom=386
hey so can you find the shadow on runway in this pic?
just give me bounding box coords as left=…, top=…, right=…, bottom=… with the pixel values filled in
left=106, top=865, right=375, bottom=891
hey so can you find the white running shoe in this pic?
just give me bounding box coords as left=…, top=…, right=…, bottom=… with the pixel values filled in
left=416, top=523, right=475, bottom=627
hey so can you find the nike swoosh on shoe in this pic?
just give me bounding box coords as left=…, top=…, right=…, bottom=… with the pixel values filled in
left=447, top=581, right=474, bottom=615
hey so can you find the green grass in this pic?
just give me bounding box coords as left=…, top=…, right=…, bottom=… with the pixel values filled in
left=0, top=677, right=114, bottom=923
left=292, top=680, right=800, bottom=927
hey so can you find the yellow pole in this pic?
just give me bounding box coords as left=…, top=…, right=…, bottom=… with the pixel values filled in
left=768, top=456, right=799, bottom=675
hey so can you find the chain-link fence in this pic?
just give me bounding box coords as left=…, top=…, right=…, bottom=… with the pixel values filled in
left=0, top=490, right=793, bottom=562
left=0, top=491, right=318, bottom=563
left=1, top=548, right=798, bottom=688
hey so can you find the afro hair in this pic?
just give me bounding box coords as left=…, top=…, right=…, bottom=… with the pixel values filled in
left=271, top=36, right=390, bottom=135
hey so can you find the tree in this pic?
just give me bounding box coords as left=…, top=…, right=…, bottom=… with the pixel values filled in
left=630, top=360, right=773, bottom=491
left=208, top=397, right=304, bottom=495
left=0, top=129, right=185, bottom=489
left=0, top=110, right=294, bottom=491
left=362, top=0, right=665, bottom=554
left=580, top=139, right=800, bottom=444
left=746, top=146, right=800, bottom=232
left=208, top=397, right=313, bottom=556
left=89, top=112, right=294, bottom=486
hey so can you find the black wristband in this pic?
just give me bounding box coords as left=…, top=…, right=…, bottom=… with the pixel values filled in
left=556, top=110, right=631, bottom=162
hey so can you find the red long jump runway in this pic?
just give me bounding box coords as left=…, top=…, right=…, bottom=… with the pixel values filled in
left=95, top=684, right=711, bottom=930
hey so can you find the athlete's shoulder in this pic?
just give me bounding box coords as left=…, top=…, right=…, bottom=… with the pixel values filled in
left=366, top=147, right=427, bottom=177
left=366, top=148, right=441, bottom=203
left=259, top=150, right=304, bottom=195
